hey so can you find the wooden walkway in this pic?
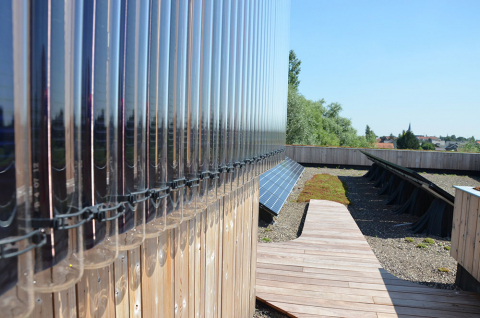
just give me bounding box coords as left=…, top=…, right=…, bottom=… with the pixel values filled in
left=256, top=200, right=480, bottom=318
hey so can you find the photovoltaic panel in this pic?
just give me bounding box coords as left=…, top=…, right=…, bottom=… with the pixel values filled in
left=259, top=157, right=304, bottom=216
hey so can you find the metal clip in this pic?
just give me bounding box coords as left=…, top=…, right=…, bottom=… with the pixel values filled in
left=209, top=171, right=220, bottom=179
left=218, top=165, right=228, bottom=173
left=198, top=171, right=211, bottom=180
left=233, top=161, right=242, bottom=168
left=149, top=186, right=170, bottom=202
left=168, top=177, right=186, bottom=190
left=186, top=178, right=200, bottom=188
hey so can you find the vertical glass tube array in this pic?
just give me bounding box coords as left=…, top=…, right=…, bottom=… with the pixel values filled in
left=29, top=0, right=84, bottom=292
left=116, top=0, right=150, bottom=248
left=208, top=0, right=222, bottom=203
left=225, top=0, right=235, bottom=194
left=0, top=0, right=290, bottom=295
left=233, top=0, right=244, bottom=190
left=146, top=0, right=171, bottom=235
left=81, top=0, right=121, bottom=268
left=218, top=0, right=230, bottom=199
left=197, top=0, right=214, bottom=212
left=183, top=0, right=203, bottom=221
left=166, top=0, right=188, bottom=228
left=0, top=1, right=34, bottom=316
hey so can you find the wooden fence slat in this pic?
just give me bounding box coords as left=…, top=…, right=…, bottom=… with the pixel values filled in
left=174, top=221, right=189, bottom=318
left=462, top=196, right=479, bottom=274
left=188, top=218, right=195, bottom=318
left=204, top=202, right=216, bottom=318
left=474, top=198, right=480, bottom=280
left=216, top=195, right=224, bottom=318
left=250, top=177, right=260, bottom=317
left=451, top=189, right=464, bottom=260
left=114, top=251, right=129, bottom=317
left=127, top=247, right=142, bottom=318
left=54, top=287, right=77, bottom=318
left=77, top=266, right=115, bottom=318
left=222, top=191, right=235, bottom=318
left=141, top=237, right=162, bottom=318
left=457, top=192, right=470, bottom=266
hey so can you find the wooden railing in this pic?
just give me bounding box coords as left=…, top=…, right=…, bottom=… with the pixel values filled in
left=29, top=178, right=259, bottom=318
left=451, top=186, right=480, bottom=284
left=286, top=145, right=480, bottom=171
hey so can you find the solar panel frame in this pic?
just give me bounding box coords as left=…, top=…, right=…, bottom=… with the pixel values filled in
left=259, top=157, right=304, bottom=216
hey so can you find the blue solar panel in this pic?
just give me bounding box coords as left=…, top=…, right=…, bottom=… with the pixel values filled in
left=259, top=157, right=304, bottom=216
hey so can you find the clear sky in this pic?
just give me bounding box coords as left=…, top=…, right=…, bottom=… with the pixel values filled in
left=289, top=0, right=480, bottom=138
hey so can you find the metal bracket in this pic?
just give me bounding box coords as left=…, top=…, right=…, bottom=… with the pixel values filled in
left=168, top=177, right=186, bottom=190
left=209, top=171, right=220, bottom=179
left=198, top=171, right=211, bottom=180
left=186, top=178, right=199, bottom=188
left=218, top=166, right=228, bottom=173
left=0, top=229, right=47, bottom=259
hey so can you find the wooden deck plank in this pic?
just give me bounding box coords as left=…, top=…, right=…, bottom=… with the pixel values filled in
left=256, top=200, right=480, bottom=318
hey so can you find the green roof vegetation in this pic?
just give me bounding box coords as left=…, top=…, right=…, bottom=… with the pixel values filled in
left=297, top=174, right=350, bottom=205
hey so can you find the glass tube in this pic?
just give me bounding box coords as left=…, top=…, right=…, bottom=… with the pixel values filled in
left=0, top=0, right=34, bottom=316
left=208, top=0, right=223, bottom=204
left=248, top=0, right=259, bottom=182
left=165, top=0, right=188, bottom=229
left=218, top=0, right=231, bottom=198
left=253, top=0, right=261, bottom=177
left=115, top=0, right=149, bottom=250
left=146, top=0, right=171, bottom=236
left=227, top=0, right=237, bottom=191
left=183, top=0, right=202, bottom=220
left=80, top=0, right=121, bottom=269
left=197, top=0, right=214, bottom=212
left=240, top=0, right=250, bottom=185
left=234, top=0, right=245, bottom=189
left=29, top=0, right=84, bottom=292
left=244, top=0, right=253, bottom=182
left=259, top=0, right=266, bottom=175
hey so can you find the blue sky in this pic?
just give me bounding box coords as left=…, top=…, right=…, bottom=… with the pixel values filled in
left=290, top=0, right=480, bottom=138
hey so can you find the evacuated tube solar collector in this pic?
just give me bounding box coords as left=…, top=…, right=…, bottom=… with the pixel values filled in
left=0, top=0, right=290, bottom=300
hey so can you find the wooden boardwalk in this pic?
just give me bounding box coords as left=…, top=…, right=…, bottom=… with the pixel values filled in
left=256, top=200, right=480, bottom=318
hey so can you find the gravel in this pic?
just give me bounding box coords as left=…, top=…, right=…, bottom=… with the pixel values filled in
left=419, top=171, right=480, bottom=196
left=254, top=166, right=480, bottom=317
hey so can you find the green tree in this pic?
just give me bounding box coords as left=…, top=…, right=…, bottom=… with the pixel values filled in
left=286, top=87, right=376, bottom=148
left=458, top=137, right=479, bottom=153
left=397, top=130, right=420, bottom=149
left=365, top=125, right=376, bottom=144
left=289, top=50, right=301, bottom=90
left=421, top=143, right=435, bottom=151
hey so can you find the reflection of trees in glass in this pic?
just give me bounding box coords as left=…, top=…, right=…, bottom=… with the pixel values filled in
left=0, top=108, right=15, bottom=167
left=125, top=112, right=135, bottom=167
left=51, top=109, right=66, bottom=167
left=0, top=106, right=17, bottom=233
left=93, top=109, right=107, bottom=166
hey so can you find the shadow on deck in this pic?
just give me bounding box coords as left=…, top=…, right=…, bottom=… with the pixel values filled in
left=255, top=200, right=480, bottom=318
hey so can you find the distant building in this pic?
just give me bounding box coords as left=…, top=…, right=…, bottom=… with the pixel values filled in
left=416, top=136, right=439, bottom=142
left=376, top=143, right=395, bottom=149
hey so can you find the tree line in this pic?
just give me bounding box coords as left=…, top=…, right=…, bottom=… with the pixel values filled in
left=287, top=50, right=376, bottom=148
